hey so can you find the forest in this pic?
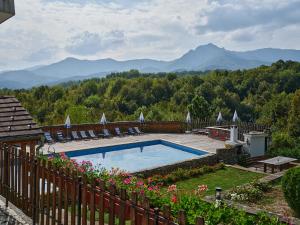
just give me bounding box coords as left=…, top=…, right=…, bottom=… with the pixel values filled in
left=1, top=60, right=300, bottom=157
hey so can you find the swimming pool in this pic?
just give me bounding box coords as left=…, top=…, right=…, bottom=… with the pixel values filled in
left=65, top=140, right=208, bottom=172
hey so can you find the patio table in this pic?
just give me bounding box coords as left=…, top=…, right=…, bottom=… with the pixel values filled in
left=258, top=156, right=297, bottom=173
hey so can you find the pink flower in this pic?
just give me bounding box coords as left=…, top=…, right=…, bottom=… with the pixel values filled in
left=136, top=180, right=144, bottom=187
left=147, top=185, right=159, bottom=192
left=195, top=184, right=208, bottom=194
left=123, top=178, right=131, bottom=185
left=78, top=167, right=85, bottom=173
left=108, top=178, right=116, bottom=185
left=59, top=152, right=68, bottom=160
left=167, top=184, right=177, bottom=192
left=171, top=195, right=177, bottom=203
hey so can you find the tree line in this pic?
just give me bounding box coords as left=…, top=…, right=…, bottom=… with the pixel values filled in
left=1, top=60, right=300, bottom=157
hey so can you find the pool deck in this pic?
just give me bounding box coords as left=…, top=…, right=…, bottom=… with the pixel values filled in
left=41, top=133, right=225, bottom=154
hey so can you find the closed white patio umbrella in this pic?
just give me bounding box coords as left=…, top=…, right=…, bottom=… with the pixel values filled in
left=65, top=115, right=71, bottom=128
left=65, top=115, right=71, bottom=139
left=232, top=110, right=239, bottom=122
left=186, top=111, right=192, bottom=132
left=139, top=112, right=145, bottom=123
left=100, top=113, right=107, bottom=125
left=186, top=111, right=191, bottom=124
left=217, top=112, right=223, bottom=123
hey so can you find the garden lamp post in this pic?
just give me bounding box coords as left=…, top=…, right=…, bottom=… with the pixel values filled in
left=215, top=187, right=222, bottom=201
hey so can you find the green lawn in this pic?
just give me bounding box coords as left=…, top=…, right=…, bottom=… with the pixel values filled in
left=164, top=166, right=265, bottom=196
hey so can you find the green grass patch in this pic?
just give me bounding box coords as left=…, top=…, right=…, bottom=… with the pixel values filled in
left=163, top=166, right=265, bottom=196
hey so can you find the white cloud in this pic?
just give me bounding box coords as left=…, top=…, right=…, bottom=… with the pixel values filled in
left=0, top=0, right=299, bottom=70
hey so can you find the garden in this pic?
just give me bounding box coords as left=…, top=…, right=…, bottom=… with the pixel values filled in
left=40, top=152, right=297, bottom=225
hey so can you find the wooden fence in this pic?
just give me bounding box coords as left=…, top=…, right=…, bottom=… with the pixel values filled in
left=0, top=143, right=205, bottom=225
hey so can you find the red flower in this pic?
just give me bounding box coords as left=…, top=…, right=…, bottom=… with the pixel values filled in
left=171, top=195, right=177, bottom=203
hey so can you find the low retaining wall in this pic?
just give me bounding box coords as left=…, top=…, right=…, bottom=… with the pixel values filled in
left=216, top=147, right=240, bottom=164
left=135, top=146, right=240, bottom=177
left=134, top=154, right=218, bottom=177
left=42, top=121, right=185, bottom=137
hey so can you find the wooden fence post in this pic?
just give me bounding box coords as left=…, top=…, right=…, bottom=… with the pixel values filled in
left=98, top=180, right=105, bottom=225
left=89, top=179, right=96, bottom=225
left=119, top=188, right=127, bottom=225
left=178, top=210, right=186, bottom=225
left=142, top=197, right=150, bottom=225
left=163, top=205, right=171, bottom=225
left=63, top=168, right=69, bottom=225
left=81, top=176, right=87, bottom=225
left=51, top=164, right=57, bottom=225
left=108, top=184, right=116, bottom=225
left=195, top=217, right=204, bottom=225
left=32, top=159, right=37, bottom=225
left=130, top=192, right=137, bottom=225
left=154, top=208, right=159, bottom=225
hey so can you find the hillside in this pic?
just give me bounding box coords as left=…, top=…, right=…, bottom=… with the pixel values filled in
left=1, top=44, right=300, bottom=89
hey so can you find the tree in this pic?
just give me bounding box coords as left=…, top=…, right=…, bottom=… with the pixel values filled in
left=188, top=95, right=210, bottom=119
left=288, top=90, right=300, bottom=137
left=282, top=167, right=300, bottom=216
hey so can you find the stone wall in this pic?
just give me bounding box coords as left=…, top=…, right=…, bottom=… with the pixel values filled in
left=133, top=154, right=218, bottom=177
left=216, top=147, right=239, bottom=164
left=134, top=146, right=241, bottom=177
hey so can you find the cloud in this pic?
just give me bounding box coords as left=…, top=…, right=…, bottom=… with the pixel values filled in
left=0, top=0, right=299, bottom=71
left=66, top=32, right=103, bottom=55
left=195, top=0, right=300, bottom=34
left=25, top=47, right=58, bottom=62
left=65, top=30, right=125, bottom=55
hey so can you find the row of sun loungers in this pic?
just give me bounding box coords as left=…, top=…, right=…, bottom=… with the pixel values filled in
left=44, top=127, right=144, bottom=143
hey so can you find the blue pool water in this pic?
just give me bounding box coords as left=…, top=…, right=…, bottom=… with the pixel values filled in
left=65, top=140, right=207, bottom=172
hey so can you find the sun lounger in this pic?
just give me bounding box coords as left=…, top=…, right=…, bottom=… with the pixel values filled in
left=128, top=127, right=136, bottom=135
left=115, top=127, right=124, bottom=137
left=102, top=129, right=112, bottom=138
left=80, top=131, right=89, bottom=139
left=134, top=127, right=144, bottom=135
left=88, top=130, right=98, bottom=139
left=71, top=131, right=80, bottom=140
left=44, top=132, right=54, bottom=143
left=56, top=131, right=66, bottom=142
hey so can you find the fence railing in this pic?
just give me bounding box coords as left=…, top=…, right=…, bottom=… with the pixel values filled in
left=0, top=143, right=205, bottom=225
left=189, top=119, right=269, bottom=141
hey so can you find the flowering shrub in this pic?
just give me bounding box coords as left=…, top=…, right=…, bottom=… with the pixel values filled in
left=225, top=181, right=271, bottom=202
left=145, top=163, right=225, bottom=186
left=40, top=153, right=283, bottom=225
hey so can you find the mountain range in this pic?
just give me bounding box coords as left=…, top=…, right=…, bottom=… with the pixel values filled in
left=1, top=43, right=300, bottom=89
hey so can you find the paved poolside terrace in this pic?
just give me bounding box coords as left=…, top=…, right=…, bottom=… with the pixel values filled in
left=41, top=133, right=225, bottom=155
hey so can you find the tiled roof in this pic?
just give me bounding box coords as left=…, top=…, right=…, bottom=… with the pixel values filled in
left=0, top=96, right=43, bottom=142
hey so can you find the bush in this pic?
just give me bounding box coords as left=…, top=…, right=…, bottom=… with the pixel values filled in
left=282, top=167, right=300, bottom=216
left=146, top=163, right=225, bottom=186
left=271, top=132, right=296, bottom=149
left=225, top=181, right=272, bottom=203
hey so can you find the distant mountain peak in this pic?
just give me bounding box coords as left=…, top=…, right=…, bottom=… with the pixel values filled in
left=195, top=43, right=221, bottom=50
left=1, top=43, right=300, bottom=89
left=61, top=57, right=80, bottom=62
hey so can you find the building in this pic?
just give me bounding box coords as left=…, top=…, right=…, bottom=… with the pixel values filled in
left=0, top=96, right=43, bottom=155
left=0, top=0, right=15, bottom=24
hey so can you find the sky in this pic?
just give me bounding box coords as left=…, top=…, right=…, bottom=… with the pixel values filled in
left=0, top=0, right=300, bottom=70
